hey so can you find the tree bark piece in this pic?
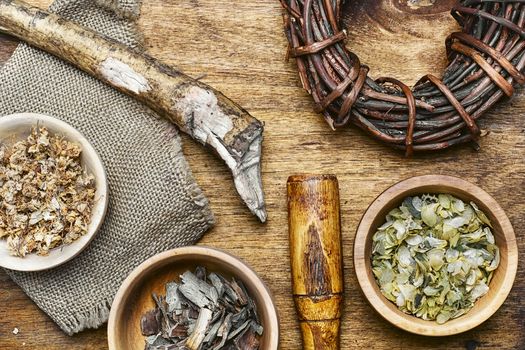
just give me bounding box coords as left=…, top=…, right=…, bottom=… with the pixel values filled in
left=287, top=174, right=344, bottom=350
left=0, top=0, right=266, bottom=222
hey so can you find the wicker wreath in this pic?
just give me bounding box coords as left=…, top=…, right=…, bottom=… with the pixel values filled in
left=280, top=0, right=525, bottom=155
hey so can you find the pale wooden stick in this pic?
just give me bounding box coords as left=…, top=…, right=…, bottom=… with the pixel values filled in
left=0, top=0, right=266, bottom=221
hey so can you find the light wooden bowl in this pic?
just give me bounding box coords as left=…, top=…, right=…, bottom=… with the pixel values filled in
left=108, top=246, right=279, bottom=349
left=0, top=113, right=108, bottom=271
left=354, top=175, right=518, bottom=336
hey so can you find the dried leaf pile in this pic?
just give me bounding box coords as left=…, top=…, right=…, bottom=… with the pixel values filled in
left=371, top=194, right=500, bottom=324
left=141, top=267, right=263, bottom=350
left=0, top=126, right=95, bottom=257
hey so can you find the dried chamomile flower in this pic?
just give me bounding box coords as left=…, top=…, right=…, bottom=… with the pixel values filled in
left=371, top=194, right=499, bottom=324
left=0, top=126, right=95, bottom=257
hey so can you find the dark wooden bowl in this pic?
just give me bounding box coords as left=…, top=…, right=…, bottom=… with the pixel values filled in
left=354, top=175, right=518, bottom=336
left=108, top=246, right=279, bottom=349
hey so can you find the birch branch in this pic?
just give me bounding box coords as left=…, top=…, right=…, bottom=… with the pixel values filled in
left=0, top=0, right=266, bottom=222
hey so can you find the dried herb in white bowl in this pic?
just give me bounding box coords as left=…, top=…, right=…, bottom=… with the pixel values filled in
left=371, top=194, right=500, bottom=324
left=0, top=126, right=95, bottom=257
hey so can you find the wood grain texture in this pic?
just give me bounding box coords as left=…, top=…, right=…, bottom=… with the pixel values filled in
left=287, top=175, right=343, bottom=349
left=0, top=0, right=524, bottom=349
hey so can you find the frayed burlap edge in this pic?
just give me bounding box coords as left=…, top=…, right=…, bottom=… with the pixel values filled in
left=95, top=0, right=141, bottom=20
left=8, top=121, right=214, bottom=336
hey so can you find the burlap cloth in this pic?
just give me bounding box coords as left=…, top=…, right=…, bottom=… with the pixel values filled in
left=0, top=0, right=215, bottom=335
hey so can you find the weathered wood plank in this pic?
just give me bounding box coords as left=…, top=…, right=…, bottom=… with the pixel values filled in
left=0, top=0, right=523, bottom=349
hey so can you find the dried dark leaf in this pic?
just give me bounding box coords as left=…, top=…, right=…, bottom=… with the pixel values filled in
left=208, top=273, right=225, bottom=298
left=212, top=313, right=233, bottom=350
left=233, top=326, right=260, bottom=350
left=230, top=279, right=248, bottom=306
left=226, top=319, right=251, bottom=341
left=166, top=282, right=182, bottom=314
left=141, top=308, right=162, bottom=336
left=195, top=266, right=207, bottom=280
left=167, top=323, right=188, bottom=338
left=202, top=317, right=222, bottom=346
left=179, top=271, right=218, bottom=308
left=141, top=267, right=262, bottom=350
left=222, top=281, right=238, bottom=305
left=231, top=308, right=249, bottom=328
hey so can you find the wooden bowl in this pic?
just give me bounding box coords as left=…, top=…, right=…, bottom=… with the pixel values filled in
left=108, top=246, right=279, bottom=349
left=354, top=175, right=518, bottom=336
left=0, top=113, right=108, bottom=271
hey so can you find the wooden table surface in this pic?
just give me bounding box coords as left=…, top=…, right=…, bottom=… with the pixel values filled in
left=0, top=0, right=524, bottom=349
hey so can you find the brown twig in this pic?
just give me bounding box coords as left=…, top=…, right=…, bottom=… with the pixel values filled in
left=281, top=0, right=525, bottom=153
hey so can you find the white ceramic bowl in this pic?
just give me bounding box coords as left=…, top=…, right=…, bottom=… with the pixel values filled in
left=0, top=113, right=108, bottom=271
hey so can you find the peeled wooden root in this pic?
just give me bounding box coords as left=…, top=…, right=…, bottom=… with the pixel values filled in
left=0, top=0, right=266, bottom=222
left=287, top=175, right=344, bottom=350
left=185, top=308, right=213, bottom=350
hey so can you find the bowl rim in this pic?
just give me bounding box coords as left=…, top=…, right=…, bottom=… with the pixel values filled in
left=353, top=174, right=518, bottom=336
left=107, top=245, right=280, bottom=349
left=0, top=112, right=109, bottom=271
